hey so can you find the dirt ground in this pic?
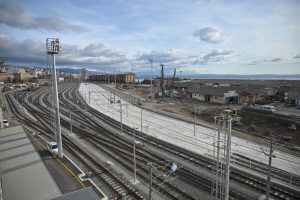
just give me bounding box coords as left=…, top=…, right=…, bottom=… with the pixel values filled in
left=122, top=86, right=300, bottom=155
left=145, top=98, right=300, bottom=152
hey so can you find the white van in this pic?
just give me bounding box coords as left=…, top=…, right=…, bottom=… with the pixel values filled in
left=260, top=105, right=275, bottom=112
left=3, top=119, right=9, bottom=127
left=47, top=141, right=58, bottom=155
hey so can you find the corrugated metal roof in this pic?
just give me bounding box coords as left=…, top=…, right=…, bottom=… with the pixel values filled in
left=0, top=125, right=61, bottom=200
left=51, top=187, right=101, bottom=200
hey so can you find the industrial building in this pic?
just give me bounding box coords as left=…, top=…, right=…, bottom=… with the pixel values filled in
left=89, top=72, right=135, bottom=84
left=189, top=86, right=239, bottom=104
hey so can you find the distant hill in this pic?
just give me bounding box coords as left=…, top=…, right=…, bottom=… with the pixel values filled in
left=56, top=68, right=81, bottom=74
left=136, top=73, right=300, bottom=80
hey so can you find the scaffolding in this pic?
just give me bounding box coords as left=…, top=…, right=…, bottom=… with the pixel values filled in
left=212, top=111, right=232, bottom=200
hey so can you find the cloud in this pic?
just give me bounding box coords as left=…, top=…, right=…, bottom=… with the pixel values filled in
left=132, top=49, right=202, bottom=72
left=193, top=49, right=235, bottom=64
left=0, top=3, right=88, bottom=32
left=247, top=57, right=283, bottom=65
left=0, top=33, right=127, bottom=68
left=194, top=27, right=228, bottom=44
left=293, top=53, right=300, bottom=59
left=270, top=57, right=282, bottom=62
left=135, top=49, right=192, bottom=63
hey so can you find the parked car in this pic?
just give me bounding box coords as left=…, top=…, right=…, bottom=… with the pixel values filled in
left=47, top=141, right=58, bottom=155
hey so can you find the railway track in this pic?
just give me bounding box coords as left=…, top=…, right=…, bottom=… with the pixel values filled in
left=6, top=87, right=145, bottom=200
left=6, top=82, right=300, bottom=200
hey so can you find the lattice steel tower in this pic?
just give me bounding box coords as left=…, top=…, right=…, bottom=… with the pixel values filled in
left=46, top=38, right=63, bottom=158
left=212, top=111, right=232, bottom=200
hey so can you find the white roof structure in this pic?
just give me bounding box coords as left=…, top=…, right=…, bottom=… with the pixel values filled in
left=0, top=125, right=61, bottom=200
left=51, top=187, right=100, bottom=200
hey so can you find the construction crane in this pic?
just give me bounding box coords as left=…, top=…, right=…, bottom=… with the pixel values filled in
left=160, top=64, right=165, bottom=98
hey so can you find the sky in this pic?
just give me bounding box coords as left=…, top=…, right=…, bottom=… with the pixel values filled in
left=0, top=0, right=300, bottom=75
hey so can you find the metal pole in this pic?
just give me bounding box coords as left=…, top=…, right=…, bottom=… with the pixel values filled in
left=133, top=128, right=137, bottom=182
left=0, top=107, right=3, bottom=129
left=149, top=164, right=153, bottom=200
left=141, top=108, right=143, bottom=133
left=266, top=135, right=274, bottom=200
left=224, top=118, right=232, bottom=200
left=126, top=99, right=128, bottom=117
left=120, top=103, right=123, bottom=134
left=69, top=106, right=73, bottom=135
left=194, top=103, right=196, bottom=136
left=114, top=67, right=117, bottom=87
left=216, top=118, right=221, bottom=199
left=107, top=91, right=109, bottom=110
left=114, top=91, right=115, bottom=103
left=52, top=54, right=63, bottom=158
left=149, top=59, right=153, bottom=98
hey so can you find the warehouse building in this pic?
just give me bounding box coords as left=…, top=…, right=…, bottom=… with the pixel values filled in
left=189, top=86, right=239, bottom=104
left=89, top=72, right=135, bottom=84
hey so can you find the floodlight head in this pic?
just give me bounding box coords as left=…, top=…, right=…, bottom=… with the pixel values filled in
left=46, top=38, right=61, bottom=54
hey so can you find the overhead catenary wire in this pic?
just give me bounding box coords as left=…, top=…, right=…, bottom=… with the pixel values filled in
left=82, top=83, right=300, bottom=168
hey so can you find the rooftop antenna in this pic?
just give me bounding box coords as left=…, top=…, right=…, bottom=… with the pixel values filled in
left=46, top=38, right=63, bottom=158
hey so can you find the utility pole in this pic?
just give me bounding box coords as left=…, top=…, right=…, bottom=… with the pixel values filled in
left=215, top=117, right=221, bottom=200
left=113, top=68, right=116, bottom=103
left=261, top=135, right=276, bottom=200
left=69, top=105, right=73, bottom=135
left=213, top=112, right=232, bottom=200
left=126, top=98, right=128, bottom=117
left=160, top=64, right=165, bottom=99
left=108, top=70, right=110, bottom=84
left=194, top=102, right=196, bottom=136
left=120, top=102, right=123, bottom=134
left=46, top=38, right=63, bottom=158
left=0, top=107, right=3, bottom=129
left=133, top=127, right=137, bottom=183
left=114, top=67, right=117, bottom=87
left=224, top=115, right=232, bottom=200
left=149, top=58, right=153, bottom=98
left=107, top=91, right=110, bottom=110
left=148, top=163, right=153, bottom=200
left=141, top=108, right=143, bottom=134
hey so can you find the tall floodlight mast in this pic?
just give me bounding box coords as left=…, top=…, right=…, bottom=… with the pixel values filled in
left=46, top=38, right=63, bottom=158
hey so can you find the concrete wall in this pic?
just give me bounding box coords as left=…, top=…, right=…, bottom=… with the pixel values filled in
left=211, top=95, right=225, bottom=104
